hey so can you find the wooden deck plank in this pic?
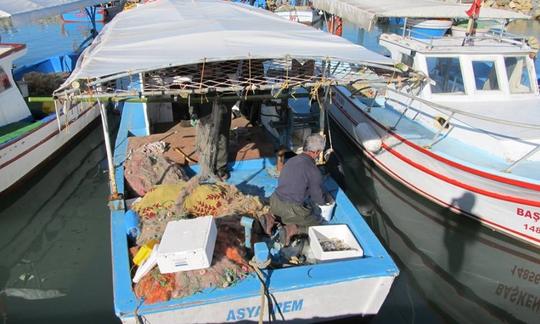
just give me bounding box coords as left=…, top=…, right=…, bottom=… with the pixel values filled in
left=127, top=116, right=276, bottom=166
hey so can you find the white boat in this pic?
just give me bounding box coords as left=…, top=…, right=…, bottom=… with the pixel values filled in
left=53, top=1, right=399, bottom=322
left=0, top=0, right=113, bottom=194
left=313, top=0, right=540, bottom=246
left=327, top=123, right=540, bottom=323
left=273, top=0, right=321, bottom=25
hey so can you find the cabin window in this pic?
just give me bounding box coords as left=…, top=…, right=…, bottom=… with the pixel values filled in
left=426, top=57, right=465, bottom=94
left=504, top=56, right=532, bottom=93
left=0, top=67, right=11, bottom=94
left=471, top=60, right=499, bottom=91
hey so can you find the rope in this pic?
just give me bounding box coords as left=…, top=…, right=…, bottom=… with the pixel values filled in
left=249, top=258, right=272, bottom=324
left=273, top=56, right=291, bottom=99
left=199, top=58, right=206, bottom=104
left=134, top=297, right=146, bottom=324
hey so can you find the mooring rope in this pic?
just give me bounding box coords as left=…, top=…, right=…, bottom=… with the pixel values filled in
left=249, top=257, right=273, bottom=324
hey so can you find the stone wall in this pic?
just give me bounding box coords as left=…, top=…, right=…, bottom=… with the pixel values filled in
left=483, top=0, right=540, bottom=19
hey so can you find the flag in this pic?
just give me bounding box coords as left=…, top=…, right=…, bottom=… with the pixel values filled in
left=465, top=0, right=483, bottom=18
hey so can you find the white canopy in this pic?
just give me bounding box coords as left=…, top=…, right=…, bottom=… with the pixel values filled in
left=58, top=0, right=392, bottom=91
left=312, top=0, right=531, bottom=31
left=0, top=0, right=107, bottom=27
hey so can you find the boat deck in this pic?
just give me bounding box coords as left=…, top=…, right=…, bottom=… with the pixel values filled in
left=127, top=116, right=276, bottom=166
left=368, top=100, right=540, bottom=182
left=112, top=156, right=398, bottom=322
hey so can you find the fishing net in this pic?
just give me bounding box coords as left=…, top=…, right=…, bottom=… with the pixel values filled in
left=132, top=179, right=271, bottom=304
left=124, top=141, right=188, bottom=196
left=133, top=183, right=187, bottom=245
left=175, top=176, right=270, bottom=219
left=171, top=215, right=251, bottom=299
left=134, top=269, right=176, bottom=304
left=134, top=214, right=253, bottom=304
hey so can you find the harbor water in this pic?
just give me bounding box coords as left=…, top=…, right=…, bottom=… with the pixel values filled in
left=0, top=13, right=539, bottom=324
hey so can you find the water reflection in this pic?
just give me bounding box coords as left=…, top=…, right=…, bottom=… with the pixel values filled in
left=0, top=122, right=117, bottom=324
left=327, top=118, right=540, bottom=324
left=1, top=17, right=100, bottom=67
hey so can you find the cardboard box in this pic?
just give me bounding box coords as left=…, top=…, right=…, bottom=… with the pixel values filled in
left=157, top=216, right=217, bottom=273
left=308, top=225, right=363, bottom=261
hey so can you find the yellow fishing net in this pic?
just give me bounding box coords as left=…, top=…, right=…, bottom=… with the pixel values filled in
left=133, top=183, right=186, bottom=218
left=183, top=184, right=227, bottom=217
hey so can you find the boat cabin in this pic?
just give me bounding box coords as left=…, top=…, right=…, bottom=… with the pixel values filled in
left=379, top=32, right=540, bottom=102
left=0, top=44, right=31, bottom=128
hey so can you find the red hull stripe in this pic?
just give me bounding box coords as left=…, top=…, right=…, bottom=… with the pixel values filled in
left=382, top=142, right=540, bottom=207
left=0, top=43, right=26, bottom=59
left=333, top=103, right=540, bottom=207
left=331, top=110, right=540, bottom=244
left=338, top=93, right=540, bottom=191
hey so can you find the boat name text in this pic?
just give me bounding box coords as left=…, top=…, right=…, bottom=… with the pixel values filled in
left=495, top=283, right=540, bottom=313
left=516, top=208, right=540, bottom=222
left=226, top=299, right=303, bottom=321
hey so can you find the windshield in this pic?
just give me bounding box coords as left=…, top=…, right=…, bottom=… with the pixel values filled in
left=426, top=57, right=465, bottom=94
left=504, top=56, right=533, bottom=94
left=471, top=60, right=500, bottom=91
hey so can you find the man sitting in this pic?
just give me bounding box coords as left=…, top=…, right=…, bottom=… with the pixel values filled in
left=263, top=134, right=328, bottom=244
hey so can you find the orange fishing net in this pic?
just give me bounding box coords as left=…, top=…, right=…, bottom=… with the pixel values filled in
left=133, top=215, right=253, bottom=304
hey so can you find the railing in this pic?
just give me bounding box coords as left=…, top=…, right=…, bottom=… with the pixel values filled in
left=355, top=86, right=540, bottom=173
left=397, top=26, right=529, bottom=49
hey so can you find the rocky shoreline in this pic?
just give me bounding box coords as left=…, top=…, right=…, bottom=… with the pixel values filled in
left=483, top=0, right=540, bottom=20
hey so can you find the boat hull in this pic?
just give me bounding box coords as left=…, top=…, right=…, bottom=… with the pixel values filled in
left=62, top=8, right=106, bottom=22
left=0, top=104, right=100, bottom=194
left=328, top=87, right=540, bottom=247
left=118, top=276, right=393, bottom=323
left=327, top=121, right=540, bottom=323
left=275, top=9, right=318, bottom=24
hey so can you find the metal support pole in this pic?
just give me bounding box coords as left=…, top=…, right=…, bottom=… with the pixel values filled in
left=402, top=18, right=408, bottom=37
left=391, top=97, right=414, bottom=130
left=503, top=145, right=540, bottom=173
left=98, top=101, right=118, bottom=197
left=425, top=112, right=455, bottom=149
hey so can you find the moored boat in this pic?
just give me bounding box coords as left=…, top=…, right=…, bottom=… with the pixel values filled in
left=61, top=0, right=126, bottom=22
left=313, top=0, right=540, bottom=246
left=273, top=0, right=321, bottom=25
left=53, top=1, right=400, bottom=322
left=327, top=120, right=540, bottom=323
left=0, top=0, right=118, bottom=194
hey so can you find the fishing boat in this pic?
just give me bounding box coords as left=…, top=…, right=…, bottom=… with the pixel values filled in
left=313, top=0, right=540, bottom=246
left=61, top=0, right=126, bottom=22
left=273, top=0, right=321, bottom=25
left=0, top=0, right=112, bottom=194
left=327, top=122, right=540, bottom=323
left=53, top=1, right=399, bottom=322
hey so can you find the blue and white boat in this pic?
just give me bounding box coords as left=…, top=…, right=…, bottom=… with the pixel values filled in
left=0, top=0, right=113, bottom=193
left=313, top=0, right=540, bottom=247
left=61, top=0, right=125, bottom=22
left=53, top=1, right=399, bottom=322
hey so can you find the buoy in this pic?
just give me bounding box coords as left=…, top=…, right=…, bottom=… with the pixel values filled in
left=353, top=122, right=382, bottom=152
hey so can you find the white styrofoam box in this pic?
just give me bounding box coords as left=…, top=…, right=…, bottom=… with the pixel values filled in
left=308, top=225, right=363, bottom=261
left=157, top=216, right=217, bottom=274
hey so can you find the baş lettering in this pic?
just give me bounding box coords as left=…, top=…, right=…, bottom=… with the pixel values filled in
left=226, top=299, right=303, bottom=321
left=516, top=208, right=540, bottom=222
left=495, top=283, right=540, bottom=313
